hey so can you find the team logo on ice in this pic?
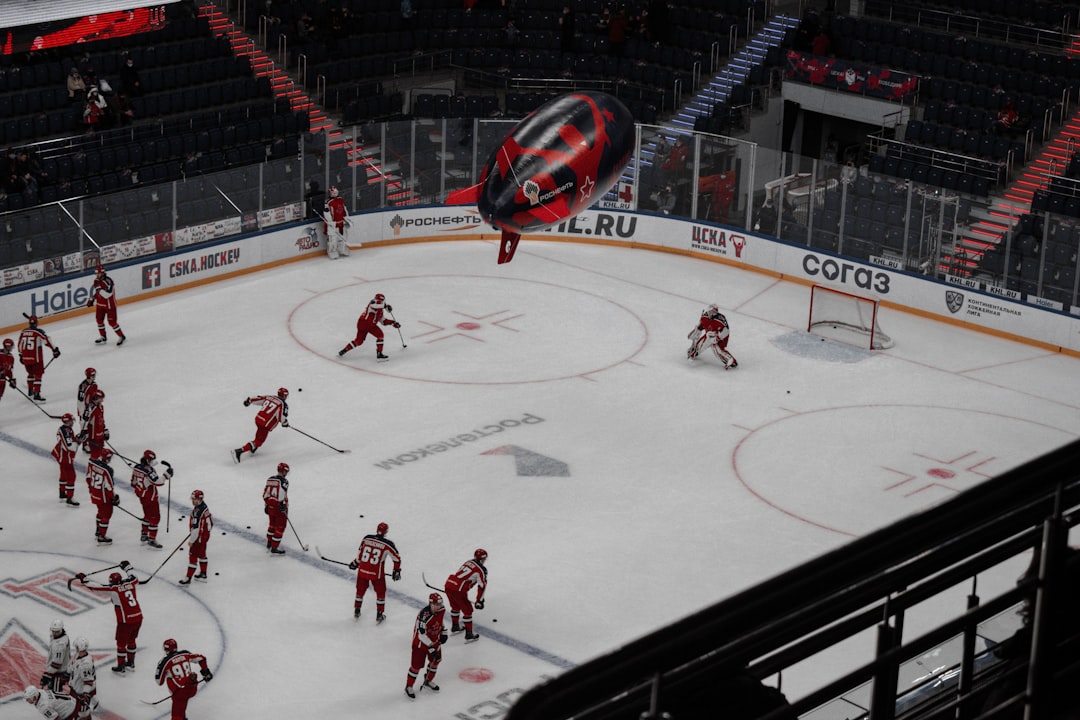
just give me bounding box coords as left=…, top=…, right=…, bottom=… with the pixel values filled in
left=946, top=290, right=964, bottom=314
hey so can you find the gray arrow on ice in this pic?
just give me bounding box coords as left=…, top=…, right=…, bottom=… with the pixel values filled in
left=481, top=445, right=570, bottom=476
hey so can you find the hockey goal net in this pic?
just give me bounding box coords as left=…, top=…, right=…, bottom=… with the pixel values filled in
left=807, top=284, right=894, bottom=349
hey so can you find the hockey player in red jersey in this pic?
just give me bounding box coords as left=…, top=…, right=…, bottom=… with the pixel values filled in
left=445, top=548, right=488, bottom=641
left=73, top=561, right=143, bottom=674
left=323, top=185, right=351, bottom=259
left=405, top=592, right=447, bottom=699
left=687, top=304, right=737, bottom=369
left=180, top=489, right=213, bottom=585
left=348, top=521, right=402, bottom=621
left=0, top=337, right=15, bottom=403
left=263, top=462, right=290, bottom=555
left=131, top=449, right=171, bottom=549
left=86, top=265, right=126, bottom=346
left=18, top=315, right=60, bottom=401
left=52, top=414, right=80, bottom=506
left=86, top=448, right=118, bottom=544
left=338, top=293, right=399, bottom=361
left=80, top=390, right=109, bottom=460
left=77, top=368, right=99, bottom=437
left=233, top=388, right=288, bottom=463
left=155, top=638, right=212, bottom=720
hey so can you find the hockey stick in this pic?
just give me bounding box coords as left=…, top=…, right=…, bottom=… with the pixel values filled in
left=386, top=309, right=407, bottom=349
left=139, top=533, right=191, bottom=584
left=141, top=678, right=205, bottom=705
left=163, top=461, right=172, bottom=534
left=315, top=546, right=352, bottom=567
left=421, top=572, right=444, bottom=594
left=11, top=384, right=64, bottom=419
left=67, top=563, right=123, bottom=591
left=287, top=517, right=308, bottom=551
left=106, top=440, right=137, bottom=467
left=288, top=425, right=350, bottom=454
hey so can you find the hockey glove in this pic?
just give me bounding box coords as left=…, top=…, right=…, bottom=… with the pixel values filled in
left=40, top=674, right=52, bottom=688
left=112, top=496, right=120, bottom=506
left=53, top=347, right=61, bottom=358
left=439, top=633, right=448, bottom=644
left=264, top=505, right=270, bottom=515
left=243, top=398, right=251, bottom=407
left=86, top=299, right=94, bottom=308
left=200, top=668, right=213, bottom=682
left=385, top=304, right=392, bottom=312
left=165, top=467, right=174, bottom=479
left=103, top=429, right=110, bottom=440
left=75, top=573, right=86, bottom=581
left=428, top=647, right=441, bottom=663
left=120, top=560, right=132, bottom=571
left=279, top=502, right=287, bottom=514
left=7, top=377, right=14, bottom=388
left=348, top=561, right=358, bottom=570
left=391, top=569, right=401, bottom=581
left=393, top=321, right=401, bottom=328
left=475, top=598, right=485, bottom=610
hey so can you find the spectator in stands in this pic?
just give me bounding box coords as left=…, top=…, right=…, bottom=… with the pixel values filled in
left=67, top=67, right=87, bottom=102
left=645, top=0, right=670, bottom=45
left=82, top=65, right=99, bottom=91
left=995, top=100, right=1019, bottom=136
left=812, top=28, right=831, bottom=57
left=659, top=136, right=688, bottom=187
left=608, top=8, right=629, bottom=57
left=559, top=5, right=576, bottom=52
left=754, top=198, right=778, bottom=235
left=654, top=184, right=676, bottom=215
left=504, top=18, right=519, bottom=48
left=113, top=93, right=135, bottom=126
left=119, top=57, right=143, bottom=96
left=83, top=89, right=107, bottom=132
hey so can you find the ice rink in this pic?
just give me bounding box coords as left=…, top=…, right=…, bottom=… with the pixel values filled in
left=3, top=237, right=1080, bottom=719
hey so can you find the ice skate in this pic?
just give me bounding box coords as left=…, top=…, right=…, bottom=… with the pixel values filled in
left=95, top=337, right=107, bottom=345
left=376, top=352, right=389, bottom=362
left=405, top=686, right=416, bottom=699
left=231, top=448, right=242, bottom=464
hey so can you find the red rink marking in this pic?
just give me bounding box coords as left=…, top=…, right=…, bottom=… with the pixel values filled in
left=456, top=321, right=482, bottom=330
left=928, top=468, right=956, bottom=479
left=459, top=667, right=495, bottom=683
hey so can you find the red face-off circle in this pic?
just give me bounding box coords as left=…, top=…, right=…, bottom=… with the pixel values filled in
left=459, top=667, right=495, bottom=683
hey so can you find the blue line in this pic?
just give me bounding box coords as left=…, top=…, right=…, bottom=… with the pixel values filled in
left=3, top=431, right=576, bottom=671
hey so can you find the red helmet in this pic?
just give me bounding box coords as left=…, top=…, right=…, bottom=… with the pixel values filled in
left=374, top=293, right=386, bottom=304
left=109, top=572, right=122, bottom=584
left=277, top=462, right=290, bottom=475
left=92, top=390, right=105, bottom=402
left=163, top=638, right=177, bottom=653
left=99, top=448, right=114, bottom=463
left=85, top=367, right=96, bottom=378
left=277, top=387, right=289, bottom=400
left=2, top=338, right=12, bottom=349
left=143, top=450, right=157, bottom=464
left=474, top=548, right=488, bottom=563
left=377, top=522, right=389, bottom=535
left=429, top=592, right=443, bottom=607
left=61, top=413, right=75, bottom=425
left=191, top=489, right=205, bottom=504
left=27, top=314, right=38, bottom=326
left=96, top=265, right=106, bottom=275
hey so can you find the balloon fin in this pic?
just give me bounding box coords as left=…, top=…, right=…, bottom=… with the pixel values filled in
left=498, top=231, right=521, bottom=264
left=445, top=183, right=481, bottom=205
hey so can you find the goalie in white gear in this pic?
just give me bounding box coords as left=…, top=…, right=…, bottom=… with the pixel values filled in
left=687, top=304, right=738, bottom=369
left=324, top=185, right=352, bottom=259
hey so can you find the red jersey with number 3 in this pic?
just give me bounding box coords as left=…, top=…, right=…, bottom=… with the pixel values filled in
left=86, top=575, right=143, bottom=624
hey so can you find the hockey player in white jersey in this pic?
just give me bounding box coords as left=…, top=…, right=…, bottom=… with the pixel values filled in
left=23, top=686, right=78, bottom=719
left=68, top=637, right=99, bottom=720
left=40, top=619, right=71, bottom=694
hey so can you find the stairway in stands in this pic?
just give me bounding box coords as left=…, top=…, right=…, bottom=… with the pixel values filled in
left=197, top=3, right=418, bottom=206
left=950, top=106, right=1080, bottom=275
left=623, top=15, right=800, bottom=193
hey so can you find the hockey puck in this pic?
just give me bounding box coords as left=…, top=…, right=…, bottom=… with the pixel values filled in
left=221, top=532, right=226, bottom=535
left=492, top=618, right=498, bottom=622
left=359, top=514, right=364, bottom=518
left=298, top=388, right=302, bottom=392
left=214, top=572, right=219, bottom=576
left=246, top=526, right=251, bottom=529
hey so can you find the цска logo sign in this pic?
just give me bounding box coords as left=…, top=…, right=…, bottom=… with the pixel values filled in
left=946, top=290, right=964, bottom=314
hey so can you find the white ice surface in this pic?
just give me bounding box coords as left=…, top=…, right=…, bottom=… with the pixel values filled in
left=2, top=239, right=1079, bottom=719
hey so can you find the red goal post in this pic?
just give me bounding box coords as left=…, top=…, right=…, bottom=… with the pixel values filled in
left=807, top=284, right=894, bottom=350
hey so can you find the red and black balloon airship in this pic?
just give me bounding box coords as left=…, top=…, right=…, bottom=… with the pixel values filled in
left=446, top=91, right=635, bottom=263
